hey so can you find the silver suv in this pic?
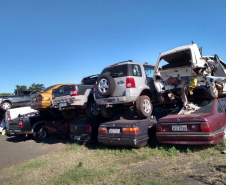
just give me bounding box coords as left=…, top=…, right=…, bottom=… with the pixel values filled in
left=94, top=60, right=157, bottom=118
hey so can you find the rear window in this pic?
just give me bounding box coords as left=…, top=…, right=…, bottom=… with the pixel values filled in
left=189, top=99, right=213, bottom=114
left=160, top=49, right=192, bottom=69
left=43, top=85, right=55, bottom=92
left=101, top=64, right=128, bottom=77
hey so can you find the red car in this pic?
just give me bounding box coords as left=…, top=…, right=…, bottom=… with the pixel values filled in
left=156, top=98, right=226, bottom=145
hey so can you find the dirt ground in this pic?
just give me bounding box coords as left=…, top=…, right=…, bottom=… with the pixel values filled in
left=0, top=134, right=67, bottom=183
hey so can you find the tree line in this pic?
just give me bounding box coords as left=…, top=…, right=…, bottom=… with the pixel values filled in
left=0, top=83, right=45, bottom=95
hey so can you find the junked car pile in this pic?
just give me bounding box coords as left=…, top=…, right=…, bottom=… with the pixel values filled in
left=1, top=42, right=225, bottom=148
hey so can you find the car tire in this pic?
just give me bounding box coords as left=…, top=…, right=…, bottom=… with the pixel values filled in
left=85, top=99, right=100, bottom=119
left=1, top=101, right=12, bottom=111
left=136, top=95, right=153, bottom=118
left=205, top=84, right=218, bottom=100
left=62, top=109, right=77, bottom=120
left=50, top=108, right=62, bottom=118
left=100, top=105, right=116, bottom=119
left=34, top=126, right=48, bottom=140
left=96, top=74, right=115, bottom=97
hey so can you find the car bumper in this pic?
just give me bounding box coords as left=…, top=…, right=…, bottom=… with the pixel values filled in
left=156, top=131, right=224, bottom=145
left=52, top=96, right=86, bottom=109
left=69, top=133, right=92, bottom=143
left=98, top=136, right=148, bottom=148
left=6, top=129, right=33, bottom=135
left=94, top=95, right=138, bottom=105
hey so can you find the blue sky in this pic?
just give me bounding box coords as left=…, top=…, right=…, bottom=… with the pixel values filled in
left=0, top=0, right=226, bottom=93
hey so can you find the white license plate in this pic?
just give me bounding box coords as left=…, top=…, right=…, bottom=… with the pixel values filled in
left=172, top=125, right=187, bottom=131
left=59, top=102, right=67, bottom=108
left=109, top=129, right=120, bottom=134
left=74, top=136, right=81, bottom=140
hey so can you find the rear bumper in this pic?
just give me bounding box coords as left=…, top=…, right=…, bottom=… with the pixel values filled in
left=69, top=133, right=92, bottom=143
left=156, top=130, right=224, bottom=145
left=6, top=129, right=33, bottom=135
left=52, top=96, right=86, bottom=109
left=98, top=135, right=148, bottom=148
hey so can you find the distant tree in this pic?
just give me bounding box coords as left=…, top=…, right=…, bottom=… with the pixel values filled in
left=28, top=83, right=45, bottom=91
left=15, top=85, right=27, bottom=91
left=0, top=93, right=11, bottom=96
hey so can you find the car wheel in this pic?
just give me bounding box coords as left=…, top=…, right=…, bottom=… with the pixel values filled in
left=50, top=108, right=62, bottom=118
left=96, top=74, right=115, bottom=97
left=85, top=99, right=100, bottom=119
left=34, top=126, right=48, bottom=140
left=62, top=109, right=77, bottom=120
left=136, top=95, right=153, bottom=118
left=100, top=105, right=116, bottom=119
left=1, top=101, right=12, bottom=111
left=205, top=84, right=218, bottom=100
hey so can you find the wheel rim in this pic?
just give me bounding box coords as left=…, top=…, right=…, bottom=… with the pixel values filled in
left=98, top=78, right=109, bottom=93
left=142, top=99, right=152, bottom=113
left=38, top=128, right=47, bottom=139
left=91, top=102, right=99, bottom=116
left=2, top=102, right=11, bottom=110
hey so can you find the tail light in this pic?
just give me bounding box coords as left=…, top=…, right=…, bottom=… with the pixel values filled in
left=126, top=78, right=136, bottom=88
left=37, top=95, right=44, bottom=101
left=98, top=127, right=107, bottom=133
left=86, top=124, right=92, bottom=133
left=19, top=120, right=23, bottom=128
left=7, top=114, right=10, bottom=124
left=70, top=88, right=79, bottom=96
left=122, top=127, right=139, bottom=134
left=52, top=92, right=55, bottom=99
left=200, top=123, right=211, bottom=132
left=156, top=124, right=162, bottom=132
left=93, top=84, right=97, bottom=92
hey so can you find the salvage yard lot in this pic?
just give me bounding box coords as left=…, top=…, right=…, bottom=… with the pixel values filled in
left=0, top=135, right=225, bottom=185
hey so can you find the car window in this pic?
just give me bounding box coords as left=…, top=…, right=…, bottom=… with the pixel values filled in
left=219, top=98, right=226, bottom=112
left=43, top=85, right=55, bottom=92
left=160, top=49, right=192, bottom=69
left=132, top=64, right=142, bottom=77
left=101, top=64, right=128, bottom=77
left=217, top=101, right=223, bottom=113
left=190, top=99, right=213, bottom=114
left=144, top=65, right=154, bottom=78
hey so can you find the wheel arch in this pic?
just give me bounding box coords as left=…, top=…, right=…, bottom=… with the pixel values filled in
left=32, top=121, right=48, bottom=133
left=139, top=89, right=153, bottom=101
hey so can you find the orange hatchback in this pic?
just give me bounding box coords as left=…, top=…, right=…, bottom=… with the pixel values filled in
left=30, top=84, right=74, bottom=110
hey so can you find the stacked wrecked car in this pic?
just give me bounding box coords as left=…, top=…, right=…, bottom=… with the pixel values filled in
left=1, top=42, right=226, bottom=147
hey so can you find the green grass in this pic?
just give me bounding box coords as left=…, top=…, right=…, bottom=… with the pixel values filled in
left=2, top=141, right=226, bottom=185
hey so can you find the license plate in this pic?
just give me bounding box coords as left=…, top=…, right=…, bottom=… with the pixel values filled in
left=172, top=125, right=187, bottom=131
left=59, top=102, right=67, bottom=108
left=74, top=136, right=81, bottom=140
left=109, top=128, right=120, bottom=134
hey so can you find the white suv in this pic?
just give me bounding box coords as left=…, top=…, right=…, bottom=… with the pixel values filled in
left=94, top=60, right=158, bottom=118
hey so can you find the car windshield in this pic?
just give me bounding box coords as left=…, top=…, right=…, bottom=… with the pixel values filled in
left=101, top=64, right=128, bottom=77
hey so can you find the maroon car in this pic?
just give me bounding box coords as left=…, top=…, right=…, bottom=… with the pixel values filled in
left=156, top=98, right=226, bottom=145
